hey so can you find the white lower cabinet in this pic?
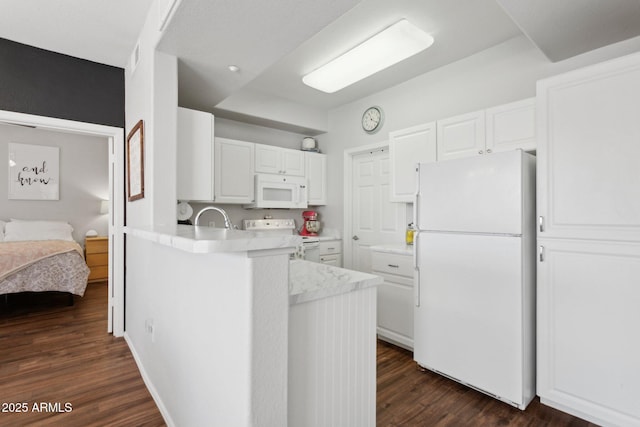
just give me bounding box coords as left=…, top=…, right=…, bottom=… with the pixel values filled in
left=319, top=240, right=342, bottom=267
left=537, top=239, right=640, bottom=426
left=371, top=249, right=413, bottom=350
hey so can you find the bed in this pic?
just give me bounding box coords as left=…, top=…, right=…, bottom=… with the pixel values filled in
left=0, top=220, right=90, bottom=299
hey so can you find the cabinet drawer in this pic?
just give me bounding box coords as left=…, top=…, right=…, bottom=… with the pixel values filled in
left=319, top=254, right=342, bottom=267
left=319, top=240, right=342, bottom=255
left=86, top=253, right=108, bottom=268
left=371, top=252, right=413, bottom=277
left=85, top=237, right=108, bottom=254
left=88, top=266, right=109, bottom=281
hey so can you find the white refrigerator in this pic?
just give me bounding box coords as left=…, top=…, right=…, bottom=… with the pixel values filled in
left=413, top=149, right=536, bottom=409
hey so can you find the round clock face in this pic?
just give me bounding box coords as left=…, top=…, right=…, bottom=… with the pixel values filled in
left=362, top=106, right=383, bottom=134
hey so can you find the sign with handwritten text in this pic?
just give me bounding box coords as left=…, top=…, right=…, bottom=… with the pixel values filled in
left=8, top=143, right=60, bottom=200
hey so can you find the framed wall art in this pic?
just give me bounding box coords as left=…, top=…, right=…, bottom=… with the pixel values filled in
left=8, top=143, right=60, bottom=200
left=127, top=120, right=145, bottom=201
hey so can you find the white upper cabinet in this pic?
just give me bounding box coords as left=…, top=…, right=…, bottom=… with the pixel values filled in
left=214, top=138, right=255, bottom=204
left=305, top=152, right=327, bottom=206
left=389, top=122, right=437, bottom=202
left=486, top=98, right=536, bottom=153
left=255, top=145, right=305, bottom=176
left=437, top=110, right=486, bottom=161
left=537, top=54, right=640, bottom=242
left=437, top=100, right=536, bottom=162
left=177, top=107, right=215, bottom=201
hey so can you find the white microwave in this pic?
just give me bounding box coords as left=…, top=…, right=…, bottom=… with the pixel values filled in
left=244, top=174, right=308, bottom=209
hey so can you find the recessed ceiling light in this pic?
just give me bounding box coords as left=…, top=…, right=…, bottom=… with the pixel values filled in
left=302, top=19, right=434, bottom=93
left=228, top=65, right=240, bottom=73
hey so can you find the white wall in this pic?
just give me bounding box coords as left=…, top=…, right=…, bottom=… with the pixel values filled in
left=319, top=34, right=640, bottom=234
left=0, top=123, right=109, bottom=242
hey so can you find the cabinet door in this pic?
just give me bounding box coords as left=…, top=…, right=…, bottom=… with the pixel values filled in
left=377, top=278, right=413, bottom=350
left=177, top=107, right=214, bottom=201
left=283, top=148, right=305, bottom=176
left=486, top=98, right=536, bottom=153
left=255, top=144, right=282, bottom=174
left=214, top=138, right=255, bottom=203
left=537, top=239, right=640, bottom=426
left=389, top=122, right=437, bottom=202
left=437, top=110, right=485, bottom=161
left=537, top=54, right=640, bottom=242
left=305, top=152, right=327, bottom=205
left=372, top=251, right=414, bottom=350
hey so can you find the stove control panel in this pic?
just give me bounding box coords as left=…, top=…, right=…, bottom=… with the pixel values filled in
left=243, top=218, right=296, bottom=232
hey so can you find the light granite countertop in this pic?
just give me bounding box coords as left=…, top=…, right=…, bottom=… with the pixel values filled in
left=124, top=224, right=301, bottom=254
left=369, top=243, right=414, bottom=256
left=289, top=259, right=382, bottom=305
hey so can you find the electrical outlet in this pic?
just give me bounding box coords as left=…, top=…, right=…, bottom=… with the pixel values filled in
left=208, top=221, right=216, bottom=227
left=145, top=318, right=155, bottom=342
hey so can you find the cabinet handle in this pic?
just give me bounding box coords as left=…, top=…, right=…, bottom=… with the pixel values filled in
left=478, top=150, right=483, bottom=155
left=388, top=264, right=399, bottom=268
left=539, top=245, right=545, bottom=262
left=486, top=149, right=492, bottom=153
left=539, top=216, right=545, bottom=233
left=327, top=247, right=335, bottom=251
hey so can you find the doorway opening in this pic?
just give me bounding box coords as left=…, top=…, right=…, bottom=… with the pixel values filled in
left=0, top=109, right=125, bottom=336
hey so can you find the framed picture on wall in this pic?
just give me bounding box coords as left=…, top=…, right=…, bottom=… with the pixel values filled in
left=127, top=120, right=145, bottom=202
left=8, top=143, right=60, bottom=200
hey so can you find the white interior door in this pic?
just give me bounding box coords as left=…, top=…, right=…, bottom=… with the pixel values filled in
left=349, top=149, right=404, bottom=273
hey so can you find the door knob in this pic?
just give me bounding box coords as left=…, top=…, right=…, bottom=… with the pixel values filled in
left=352, top=235, right=359, bottom=241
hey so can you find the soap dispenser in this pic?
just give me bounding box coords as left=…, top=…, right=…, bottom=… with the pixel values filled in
left=405, top=223, right=415, bottom=245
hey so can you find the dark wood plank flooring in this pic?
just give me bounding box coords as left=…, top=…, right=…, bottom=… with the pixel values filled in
left=1, top=284, right=599, bottom=426
left=377, top=340, right=599, bottom=426
left=0, top=283, right=165, bottom=426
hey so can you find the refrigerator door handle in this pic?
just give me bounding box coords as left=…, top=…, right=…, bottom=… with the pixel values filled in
left=413, top=231, right=420, bottom=307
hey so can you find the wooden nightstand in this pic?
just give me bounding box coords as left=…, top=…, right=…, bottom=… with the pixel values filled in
left=85, top=236, right=109, bottom=283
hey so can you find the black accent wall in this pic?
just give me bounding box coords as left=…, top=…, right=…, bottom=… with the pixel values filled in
left=0, top=38, right=124, bottom=128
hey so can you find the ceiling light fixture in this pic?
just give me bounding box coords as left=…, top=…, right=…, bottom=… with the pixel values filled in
left=228, top=65, right=240, bottom=73
left=302, top=19, right=434, bottom=93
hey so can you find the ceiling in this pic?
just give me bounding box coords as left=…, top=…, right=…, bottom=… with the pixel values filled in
left=2, top=0, right=640, bottom=128
left=0, top=0, right=154, bottom=67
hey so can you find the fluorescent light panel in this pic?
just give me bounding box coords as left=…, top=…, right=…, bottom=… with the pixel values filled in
left=303, top=19, right=434, bottom=93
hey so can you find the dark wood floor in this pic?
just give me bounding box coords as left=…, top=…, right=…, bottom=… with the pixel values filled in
left=377, top=340, right=599, bottom=427
left=1, top=285, right=598, bottom=426
left=0, top=283, right=165, bottom=426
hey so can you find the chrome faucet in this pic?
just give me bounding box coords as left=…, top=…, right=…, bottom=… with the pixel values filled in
left=194, top=206, right=234, bottom=229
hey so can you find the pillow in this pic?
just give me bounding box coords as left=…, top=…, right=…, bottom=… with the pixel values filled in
left=4, top=219, right=74, bottom=242
left=0, top=220, right=5, bottom=242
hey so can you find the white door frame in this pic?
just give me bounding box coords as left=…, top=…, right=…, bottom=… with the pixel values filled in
left=0, top=109, right=125, bottom=337
left=343, top=140, right=389, bottom=270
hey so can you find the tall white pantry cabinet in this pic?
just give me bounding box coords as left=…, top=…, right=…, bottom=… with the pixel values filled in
left=536, top=52, right=640, bottom=427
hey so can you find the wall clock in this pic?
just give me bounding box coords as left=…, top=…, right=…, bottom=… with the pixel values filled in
left=362, top=106, right=384, bottom=134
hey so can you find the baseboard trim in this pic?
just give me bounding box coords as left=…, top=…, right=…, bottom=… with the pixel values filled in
left=123, top=332, right=175, bottom=427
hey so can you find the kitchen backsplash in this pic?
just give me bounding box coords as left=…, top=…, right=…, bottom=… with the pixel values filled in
left=183, top=202, right=333, bottom=235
